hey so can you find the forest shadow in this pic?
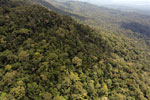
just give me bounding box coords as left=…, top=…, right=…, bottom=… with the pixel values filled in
left=121, top=22, right=150, bottom=37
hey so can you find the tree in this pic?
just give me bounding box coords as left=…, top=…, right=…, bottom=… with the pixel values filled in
left=53, top=96, right=66, bottom=100
left=18, top=50, right=29, bottom=61
left=10, top=86, right=25, bottom=99
left=99, top=82, right=108, bottom=96
left=72, top=57, right=82, bottom=67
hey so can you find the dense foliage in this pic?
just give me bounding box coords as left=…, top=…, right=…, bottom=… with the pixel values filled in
left=0, top=0, right=150, bottom=100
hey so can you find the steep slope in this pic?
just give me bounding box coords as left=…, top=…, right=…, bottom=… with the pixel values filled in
left=41, top=0, right=150, bottom=42
left=0, top=0, right=150, bottom=100
left=32, top=0, right=87, bottom=20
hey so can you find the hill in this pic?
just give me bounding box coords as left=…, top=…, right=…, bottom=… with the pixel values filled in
left=32, top=0, right=87, bottom=20
left=103, top=4, right=150, bottom=16
left=0, top=0, right=150, bottom=100
left=38, top=0, right=150, bottom=43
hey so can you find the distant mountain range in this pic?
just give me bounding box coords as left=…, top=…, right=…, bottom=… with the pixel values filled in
left=48, top=0, right=150, bottom=16
left=103, top=4, right=150, bottom=16
left=35, top=0, right=150, bottom=39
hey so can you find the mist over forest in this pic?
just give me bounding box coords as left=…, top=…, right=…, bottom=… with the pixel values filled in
left=71, top=0, right=150, bottom=15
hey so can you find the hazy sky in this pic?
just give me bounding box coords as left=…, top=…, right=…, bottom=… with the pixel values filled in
left=75, top=0, right=150, bottom=5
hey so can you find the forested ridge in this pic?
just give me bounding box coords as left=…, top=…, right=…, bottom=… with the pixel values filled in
left=40, top=0, right=150, bottom=43
left=0, top=0, right=150, bottom=100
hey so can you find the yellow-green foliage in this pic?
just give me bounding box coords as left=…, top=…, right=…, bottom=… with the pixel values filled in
left=0, top=0, right=150, bottom=100
left=5, top=65, right=12, bottom=71
left=72, top=56, right=82, bottom=67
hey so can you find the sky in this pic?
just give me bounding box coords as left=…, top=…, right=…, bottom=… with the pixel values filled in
left=75, top=0, right=150, bottom=5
